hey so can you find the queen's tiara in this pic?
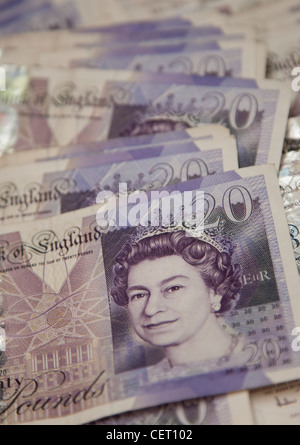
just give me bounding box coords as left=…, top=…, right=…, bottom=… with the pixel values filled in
left=130, top=220, right=235, bottom=256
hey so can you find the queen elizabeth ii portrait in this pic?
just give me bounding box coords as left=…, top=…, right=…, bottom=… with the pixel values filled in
left=110, top=229, right=248, bottom=375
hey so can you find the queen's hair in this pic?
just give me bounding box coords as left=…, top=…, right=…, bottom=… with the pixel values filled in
left=111, top=230, right=243, bottom=314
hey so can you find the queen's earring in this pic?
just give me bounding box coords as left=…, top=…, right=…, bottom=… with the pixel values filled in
left=211, top=302, right=221, bottom=313
left=210, top=293, right=222, bottom=313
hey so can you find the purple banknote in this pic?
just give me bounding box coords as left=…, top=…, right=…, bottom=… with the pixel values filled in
left=0, top=165, right=299, bottom=425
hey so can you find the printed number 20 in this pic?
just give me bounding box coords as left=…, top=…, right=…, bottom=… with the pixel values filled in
left=244, top=340, right=281, bottom=366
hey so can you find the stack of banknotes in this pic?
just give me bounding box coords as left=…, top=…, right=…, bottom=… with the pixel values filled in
left=1, top=0, right=300, bottom=426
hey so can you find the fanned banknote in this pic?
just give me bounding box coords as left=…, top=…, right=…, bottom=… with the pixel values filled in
left=0, top=125, right=231, bottom=168
left=0, top=41, right=264, bottom=81
left=67, top=41, right=263, bottom=80
left=57, top=0, right=202, bottom=27
left=0, top=24, right=256, bottom=50
left=0, top=0, right=201, bottom=32
left=227, top=0, right=300, bottom=121
left=0, top=67, right=290, bottom=170
left=89, top=392, right=254, bottom=426
left=0, top=165, right=299, bottom=425
left=0, top=137, right=238, bottom=225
